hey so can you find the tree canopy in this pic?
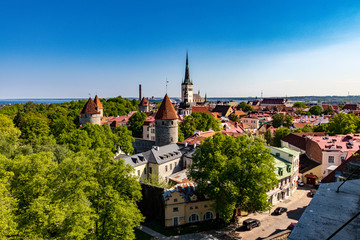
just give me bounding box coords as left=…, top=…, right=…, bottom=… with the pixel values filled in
left=271, top=114, right=293, bottom=128
left=0, top=149, right=143, bottom=239
left=189, top=133, right=277, bottom=223
left=128, top=112, right=147, bottom=138
left=327, top=113, right=359, bottom=135
left=236, top=102, right=254, bottom=112
left=272, top=127, right=291, bottom=147
left=179, top=112, right=221, bottom=139
left=293, top=102, right=307, bottom=109
left=309, top=105, right=323, bottom=116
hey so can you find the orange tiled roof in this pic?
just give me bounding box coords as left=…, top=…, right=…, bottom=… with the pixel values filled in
left=80, top=97, right=100, bottom=115
left=94, top=95, right=103, bottom=109
left=155, top=94, right=178, bottom=120
left=139, top=97, right=149, bottom=106
left=192, top=106, right=211, bottom=114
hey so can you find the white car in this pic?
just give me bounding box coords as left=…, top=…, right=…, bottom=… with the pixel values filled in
left=298, top=180, right=305, bottom=186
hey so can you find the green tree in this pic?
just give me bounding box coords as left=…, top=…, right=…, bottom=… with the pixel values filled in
left=128, top=112, right=147, bottom=138
left=0, top=155, right=18, bottom=239
left=327, top=113, right=359, bottom=135
left=293, top=102, right=307, bottom=109
left=19, top=113, right=51, bottom=145
left=271, top=114, right=284, bottom=128
left=284, top=115, right=293, bottom=128
left=229, top=113, right=240, bottom=122
left=179, top=112, right=221, bottom=139
left=2, top=150, right=144, bottom=239
left=272, top=127, right=291, bottom=147
left=323, top=107, right=334, bottom=115
left=236, top=102, right=254, bottom=112
left=189, top=133, right=277, bottom=223
left=114, top=126, right=134, bottom=154
left=0, top=114, right=21, bottom=158
left=58, top=129, right=93, bottom=152
left=264, top=128, right=273, bottom=145
left=309, top=105, right=323, bottom=116
left=314, top=123, right=327, bottom=132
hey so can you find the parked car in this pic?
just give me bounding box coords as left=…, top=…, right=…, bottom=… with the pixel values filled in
left=287, top=222, right=297, bottom=230
left=273, top=207, right=287, bottom=215
left=297, top=180, right=304, bottom=187
left=243, top=218, right=260, bottom=230
left=309, top=189, right=317, bottom=197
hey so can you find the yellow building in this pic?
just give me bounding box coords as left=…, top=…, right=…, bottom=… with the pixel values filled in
left=163, top=182, right=215, bottom=227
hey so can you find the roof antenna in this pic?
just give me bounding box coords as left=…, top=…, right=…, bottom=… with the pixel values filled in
left=166, top=77, right=169, bottom=94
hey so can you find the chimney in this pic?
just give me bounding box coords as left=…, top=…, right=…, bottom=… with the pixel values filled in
left=139, top=84, right=142, bottom=101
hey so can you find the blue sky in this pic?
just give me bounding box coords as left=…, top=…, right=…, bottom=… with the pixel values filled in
left=1, top=1, right=360, bottom=99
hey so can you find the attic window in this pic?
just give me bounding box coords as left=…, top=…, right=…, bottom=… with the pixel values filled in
left=278, top=168, right=283, bottom=176
left=131, top=157, right=138, bottom=164
left=286, top=165, right=291, bottom=173
left=159, top=156, right=164, bottom=160
left=138, top=156, right=144, bottom=161
left=276, top=153, right=280, bottom=157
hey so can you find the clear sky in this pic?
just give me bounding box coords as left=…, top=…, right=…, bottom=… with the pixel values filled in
left=1, top=1, right=360, bottom=99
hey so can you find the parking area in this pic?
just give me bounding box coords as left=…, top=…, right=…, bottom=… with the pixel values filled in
left=234, top=185, right=313, bottom=240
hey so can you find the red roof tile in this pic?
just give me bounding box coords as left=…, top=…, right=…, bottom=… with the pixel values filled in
left=94, top=95, right=103, bottom=109
left=139, top=97, right=149, bottom=106
left=80, top=98, right=100, bottom=115
left=155, top=94, right=178, bottom=120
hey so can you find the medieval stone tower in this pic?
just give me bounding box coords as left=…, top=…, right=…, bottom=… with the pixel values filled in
left=181, top=51, right=193, bottom=103
left=94, top=95, right=104, bottom=117
left=79, top=97, right=101, bottom=126
left=155, top=94, right=178, bottom=146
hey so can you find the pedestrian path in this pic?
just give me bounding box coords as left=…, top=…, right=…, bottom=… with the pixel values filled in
left=136, top=224, right=167, bottom=239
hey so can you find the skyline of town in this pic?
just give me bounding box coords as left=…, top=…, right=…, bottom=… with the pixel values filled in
left=2, top=1, right=360, bottom=99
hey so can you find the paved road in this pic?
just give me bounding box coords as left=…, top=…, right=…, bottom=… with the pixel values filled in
left=139, top=186, right=313, bottom=240
left=234, top=185, right=313, bottom=240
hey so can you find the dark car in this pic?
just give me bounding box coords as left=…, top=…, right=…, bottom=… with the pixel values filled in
left=309, top=189, right=317, bottom=197
left=273, top=207, right=287, bottom=215
left=287, top=222, right=297, bottom=230
left=243, top=218, right=260, bottom=230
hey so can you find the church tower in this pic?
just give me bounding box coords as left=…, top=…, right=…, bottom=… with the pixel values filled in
left=155, top=94, right=178, bottom=146
left=181, top=51, right=193, bottom=103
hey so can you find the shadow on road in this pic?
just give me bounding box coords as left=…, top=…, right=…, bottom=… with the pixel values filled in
left=286, top=206, right=307, bottom=220
left=255, top=229, right=284, bottom=240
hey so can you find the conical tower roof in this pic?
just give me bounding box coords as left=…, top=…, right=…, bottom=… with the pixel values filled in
left=155, top=94, right=178, bottom=120
left=94, top=95, right=103, bottom=109
left=80, top=97, right=100, bottom=114
left=183, top=51, right=192, bottom=84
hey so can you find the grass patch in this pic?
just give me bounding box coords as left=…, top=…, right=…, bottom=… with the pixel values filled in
left=142, top=219, right=227, bottom=237
left=135, top=228, right=153, bottom=240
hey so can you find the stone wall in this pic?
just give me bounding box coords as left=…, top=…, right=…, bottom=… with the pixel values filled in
left=155, top=119, right=178, bottom=146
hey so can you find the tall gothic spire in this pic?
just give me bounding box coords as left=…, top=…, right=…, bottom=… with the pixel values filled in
left=183, top=51, right=191, bottom=84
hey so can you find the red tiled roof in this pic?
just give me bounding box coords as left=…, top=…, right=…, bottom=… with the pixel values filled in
left=281, top=132, right=326, bottom=150
left=139, top=97, right=149, bottom=106
left=80, top=98, right=100, bottom=115
left=343, top=104, right=358, bottom=111
left=261, top=98, right=287, bottom=105
left=192, top=106, right=211, bottom=114
left=155, top=94, right=178, bottom=120
left=94, top=95, right=103, bottom=109
left=234, top=110, right=247, bottom=116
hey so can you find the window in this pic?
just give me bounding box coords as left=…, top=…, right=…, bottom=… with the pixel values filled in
left=328, top=156, right=335, bottom=164
left=165, top=165, right=168, bottom=172
left=144, top=168, right=147, bottom=174
left=149, top=167, right=152, bottom=174
left=203, top=212, right=214, bottom=220
left=173, top=217, right=179, bottom=226
left=137, top=170, right=140, bottom=176
left=190, top=206, right=193, bottom=210
left=341, top=156, right=345, bottom=163
left=174, top=198, right=178, bottom=202
left=188, top=214, right=199, bottom=223
left=173, top=207, right=179, bottom=212
left=162, top=121, right=164, bottom=125
left=170, top=164, right=172, bottom=170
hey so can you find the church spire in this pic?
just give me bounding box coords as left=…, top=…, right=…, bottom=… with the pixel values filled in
left=183, top=50, right=191, bottom=84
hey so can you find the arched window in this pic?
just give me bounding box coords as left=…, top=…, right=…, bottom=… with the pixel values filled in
left=203, top=211, right=214, bottom=220
left=188, top=213, right=200, bottom=223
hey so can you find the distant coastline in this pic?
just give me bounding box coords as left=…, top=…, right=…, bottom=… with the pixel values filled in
left=1, top=95, right=360, bottom=105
